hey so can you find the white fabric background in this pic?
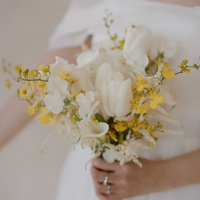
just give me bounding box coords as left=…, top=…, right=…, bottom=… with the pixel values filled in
left=0, top=1, right=72, bottom=200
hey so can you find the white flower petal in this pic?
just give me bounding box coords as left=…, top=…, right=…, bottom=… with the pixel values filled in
left=124, top=25, right=153, bottom=54
left=124, top=49, right=149, bottom=77
left=50, top=56, right=73, bottom=77
left=79, top=120, right=109, bottom=139
left=95, top=63, right=114, bottom=91
left=77, top=49, right=99, bottom=69
left=101, top=82, right=115, bottom=117
left=47, top=77, right=69, bottom=96
left=94, top=91, right=110, bottom=121
left=76, top=91, right=100, bottom=120
left=107, top=81, right=117, bottom=116
left=103, top=148, right=116, bottom=163
left=45, top=91, right=64, bottom=114
left=150, top=36, right=177, bottom=60
left=116, top=78, right=133, bottom=117
left=70, top=69, right=94, bottom=93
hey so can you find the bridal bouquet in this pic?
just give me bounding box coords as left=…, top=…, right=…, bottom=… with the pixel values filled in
left=3, top=13, right=199, bottom=167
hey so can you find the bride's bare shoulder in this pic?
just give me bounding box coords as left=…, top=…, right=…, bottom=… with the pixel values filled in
left=152, top=0, right=200, bottom=7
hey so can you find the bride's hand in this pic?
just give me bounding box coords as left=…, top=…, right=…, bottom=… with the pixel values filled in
left=91, top=158, right=167, bottom=200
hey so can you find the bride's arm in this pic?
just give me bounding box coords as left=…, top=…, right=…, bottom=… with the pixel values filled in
left=91, top=149, right=200, bottom=200
left=0, top=35, right=92, bottom=149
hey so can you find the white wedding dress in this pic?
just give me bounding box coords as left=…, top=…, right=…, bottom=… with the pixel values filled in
left=49, top=0, right=200, bottom=199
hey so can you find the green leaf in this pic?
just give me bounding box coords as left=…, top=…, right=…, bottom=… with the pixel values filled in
left=95, top=113, right=106, bottom=123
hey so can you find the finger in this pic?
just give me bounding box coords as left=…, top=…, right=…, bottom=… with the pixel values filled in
left=91, top=166, right=117, bottom=184
left=96, top=192, right=121, bottom=200
left=92, top=158, right=118, bottom=171
left=94, top=182, right=119, bottom=194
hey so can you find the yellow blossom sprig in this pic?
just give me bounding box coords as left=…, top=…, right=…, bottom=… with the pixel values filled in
left=17, top=65, right=51, bottom=83
left=176, top=59, right=200, bottom=74
left=17, top=89, right=33, bottom=105
left=2, top=60, right=19, bottom=82
left=104, top=10, right=120, bottom=49
left=4, top=79, right=12, bottom=89
left=159, top=58, right=200, bottom=83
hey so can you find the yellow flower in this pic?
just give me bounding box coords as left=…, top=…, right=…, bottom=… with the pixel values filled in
left=38, top=109, right=57, bottom=125
left=148, top=91, right=163, bottom=109
left=162, top=67, right=175, bottom=79
left=58, top=70, right=77, bottom=84
left=130, top=95, right=149, bottom=114
left=71, top=92, right=79, bottom=99
left=28, top=70, right=39, bottom=78
left=135, top=76, right=151, bottom=92
left=178, top=63, right=191, bottom=74
left=140, top=103, right=150, bottom=114
left=27, top=106, right=37, bottom=115
left=108, top=130, right=118, bottom=142
left=110, top=34, right=117, bottom=40
left=5, top=79, right=12, bottom=89
left=133, top=131, right=142, bottom=139
left=22, top=69, right=29, bottom=77
left=149, top=92, right=163, bottom=110
left=160, top=63, right=175, bottom=79
left=157, top=124, right=163, bottom=129
left=15, top=64, right=24, bottom=75
left=147, top=124, right=152, bottom=133
left=2, top=66, right=7, bottom=73
left=34, top=82, right=46, bottom=94
left=114, top=121, right=128, bottom=132
left=118, top=39, right=125, bottom=50
left=39, top=64, right=50, bottom=73
left=70, top=116, right=77, bottom=123
left=90, top=117, right=99, bottom=124
left=18, top=88, right=27, bottom=96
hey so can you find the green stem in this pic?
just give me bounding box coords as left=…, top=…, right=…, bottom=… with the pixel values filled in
left=18, top=76, right=49, bottom=82
left=71, top=108, right=81, bottom=121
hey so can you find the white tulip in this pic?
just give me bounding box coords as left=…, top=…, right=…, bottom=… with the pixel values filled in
left=101, top=71, right=133, bottom=118
left=45, top=77, right=69, bottom=114
left=123, top=25, right=153, bottom=54
left=50, top=56, right=74, bottom=77
left=76, top=91, right=99, bottom=120
left=149, top=36, right=177, bottom=60
left=95, top=63, right=114, bottom=91
left=94, top=91, right=110, bottom=121
left=79, top=120, right=109, bottom=139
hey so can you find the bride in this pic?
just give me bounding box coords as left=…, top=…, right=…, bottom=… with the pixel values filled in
left=0, top=0, right=200, bottom=200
